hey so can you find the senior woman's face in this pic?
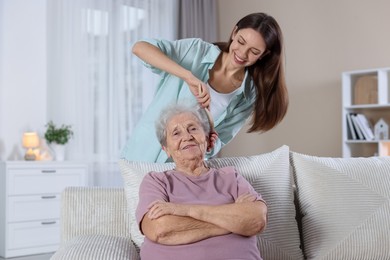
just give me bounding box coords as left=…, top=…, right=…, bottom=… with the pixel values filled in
left=163, top=112, right=208, bottom=162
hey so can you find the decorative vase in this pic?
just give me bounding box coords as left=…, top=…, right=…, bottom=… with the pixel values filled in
left=51, top=143, right=66, bottom=161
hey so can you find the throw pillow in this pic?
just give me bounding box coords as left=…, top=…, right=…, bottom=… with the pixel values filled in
left=290, top=152, right=390, bottom=260
left=119, top=160, right=174, bottom=248
left=119, top=145, right=304, bottom=260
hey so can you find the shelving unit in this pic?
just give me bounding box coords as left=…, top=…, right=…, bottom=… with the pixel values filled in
left=342, top=67, right=390, bottom=157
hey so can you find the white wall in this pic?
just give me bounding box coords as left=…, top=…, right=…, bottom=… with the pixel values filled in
left=0, top=0, right=47, bottom=161
left=218, top=0, right=390, bottom=157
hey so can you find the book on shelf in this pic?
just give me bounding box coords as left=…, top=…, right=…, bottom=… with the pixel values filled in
left=350, top=114, right=365, bottom=140
left=346, top=113, right=357, bottom=140
left=356, top=113, right=374, bottom=140
left=347, top=113, right=375, bottom=141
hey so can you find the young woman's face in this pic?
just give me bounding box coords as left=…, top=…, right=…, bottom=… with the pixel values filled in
left=229, top=28, right=267, bottom=68
left=163, top=112, right=207, bottom=163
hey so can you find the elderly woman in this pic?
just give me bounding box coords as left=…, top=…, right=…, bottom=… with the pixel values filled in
left=136, top=103, right=268, bottom=260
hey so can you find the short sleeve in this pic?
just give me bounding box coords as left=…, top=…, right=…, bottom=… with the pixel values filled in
left=135, top=172, right=169, bottom=229
left=236, top=169, right=265, bottom=203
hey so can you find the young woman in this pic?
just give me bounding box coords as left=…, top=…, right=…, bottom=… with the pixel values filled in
left=121, top=12, right=288, bottom=162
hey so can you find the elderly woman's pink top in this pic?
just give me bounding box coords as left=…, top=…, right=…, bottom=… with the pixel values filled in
left=136, top=166, right=265, bottom=260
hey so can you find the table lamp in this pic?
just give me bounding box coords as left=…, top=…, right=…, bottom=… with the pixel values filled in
left=22, top=132, right=40, bottom=160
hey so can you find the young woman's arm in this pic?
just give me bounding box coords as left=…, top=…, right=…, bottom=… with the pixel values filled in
left=132, top=41, right=210, bottom=107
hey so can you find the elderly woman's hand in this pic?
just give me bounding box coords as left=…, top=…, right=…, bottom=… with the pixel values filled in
left=235, top=193, right=257, bottom=203
left=147, top=200, right=190, bottom=219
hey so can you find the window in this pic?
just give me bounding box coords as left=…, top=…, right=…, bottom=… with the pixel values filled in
left=47, top=0, right=178, bottom=185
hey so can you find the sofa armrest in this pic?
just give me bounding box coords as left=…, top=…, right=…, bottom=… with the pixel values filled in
left=60, top=186, right=131, bottom=244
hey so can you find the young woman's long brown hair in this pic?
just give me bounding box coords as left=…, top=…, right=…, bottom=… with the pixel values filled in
left=215, top=13, right=288, bottom=133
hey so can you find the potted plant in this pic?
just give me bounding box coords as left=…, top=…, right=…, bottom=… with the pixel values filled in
left=44, top=121, right=74, bottom=161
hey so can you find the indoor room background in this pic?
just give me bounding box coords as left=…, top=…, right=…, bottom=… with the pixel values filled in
left=1, top=0, right=390, bottom=167
left=218, top=0, right=390, bottom=158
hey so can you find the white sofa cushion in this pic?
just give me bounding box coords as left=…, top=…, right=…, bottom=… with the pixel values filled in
left=290, top=152, right=390, bottom=260
left=119, top=145, right=304, bottom=260
left=50, top=234, right=139, bottom=260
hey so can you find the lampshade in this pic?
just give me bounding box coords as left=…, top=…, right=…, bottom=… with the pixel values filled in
left=23, top=132, right=40, bottom=148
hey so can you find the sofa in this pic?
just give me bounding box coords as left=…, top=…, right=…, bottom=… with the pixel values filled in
left=50, top=146, right=390, bottom=260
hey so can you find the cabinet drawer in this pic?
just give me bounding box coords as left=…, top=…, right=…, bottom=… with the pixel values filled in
left=8, top=220, right=60, bottom=250
left=8, top=168, right=85, bottom=195
left=8, top=195, right=61, bottom=222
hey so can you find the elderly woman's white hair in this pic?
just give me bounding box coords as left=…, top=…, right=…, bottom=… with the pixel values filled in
left=155, top=102, right=211, bottom=147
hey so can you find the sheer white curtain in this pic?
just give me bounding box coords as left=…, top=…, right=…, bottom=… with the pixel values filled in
left=178, top=0, right=218, bottom=42
left=47, top=0, right=178, bottom=186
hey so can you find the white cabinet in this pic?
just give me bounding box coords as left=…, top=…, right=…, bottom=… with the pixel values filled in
left=342, top=67, right=390, bottom=157
left=0, top=161, right=88, bottom=258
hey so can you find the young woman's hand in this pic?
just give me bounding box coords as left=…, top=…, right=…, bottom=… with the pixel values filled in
left=196, top=83, right=211, bottom=109
left=207, top=130, right=219, bottom=152
left=184, top=74, right=210, bottom=108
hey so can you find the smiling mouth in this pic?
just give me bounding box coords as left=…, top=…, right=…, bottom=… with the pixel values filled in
left=234, top=53, right=246, bottom=64
left=182, top=144, right=197, bottom=150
